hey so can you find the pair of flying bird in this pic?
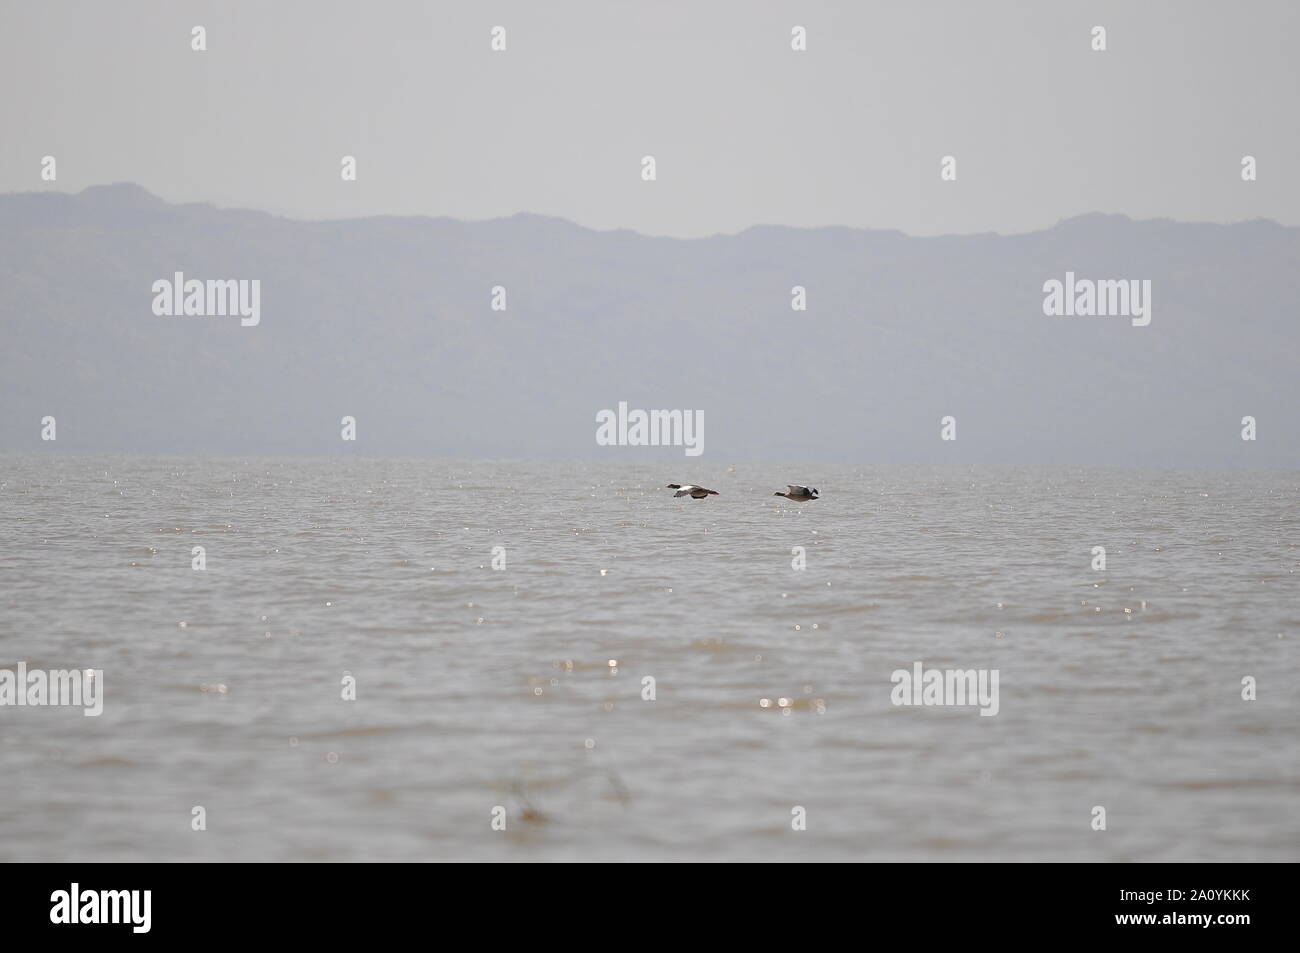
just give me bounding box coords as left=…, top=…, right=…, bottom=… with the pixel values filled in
left=666, top=483, right=819, bottom=502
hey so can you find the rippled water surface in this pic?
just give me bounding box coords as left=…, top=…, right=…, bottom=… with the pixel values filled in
left=1, top=455, right=1297, bottom=861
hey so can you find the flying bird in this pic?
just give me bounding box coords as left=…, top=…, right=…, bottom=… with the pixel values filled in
left=774, top=485, right=819, bottom=502
left=666, top=484, right=719, bottom=499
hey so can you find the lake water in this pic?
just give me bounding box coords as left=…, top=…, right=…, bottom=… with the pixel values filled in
left=1, top=454, right=1296, bottom=861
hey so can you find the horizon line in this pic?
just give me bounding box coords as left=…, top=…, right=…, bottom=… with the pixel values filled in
left=4, top=448, right=1296, bottom=474
left=3, top=182, right=1292, bottom=242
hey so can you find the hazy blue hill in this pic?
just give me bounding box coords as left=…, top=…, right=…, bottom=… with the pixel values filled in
left=2, top=184, right=1296, bottom=465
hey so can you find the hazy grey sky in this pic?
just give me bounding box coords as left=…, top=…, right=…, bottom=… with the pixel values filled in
left=2, top=0, right=1296, bottom=236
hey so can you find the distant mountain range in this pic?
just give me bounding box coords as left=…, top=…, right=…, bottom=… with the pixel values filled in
left=2, top=184, right=1296, bottom=466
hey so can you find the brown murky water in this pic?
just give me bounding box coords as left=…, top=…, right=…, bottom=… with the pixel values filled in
left=1, top=455, right=1297, bottom=861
